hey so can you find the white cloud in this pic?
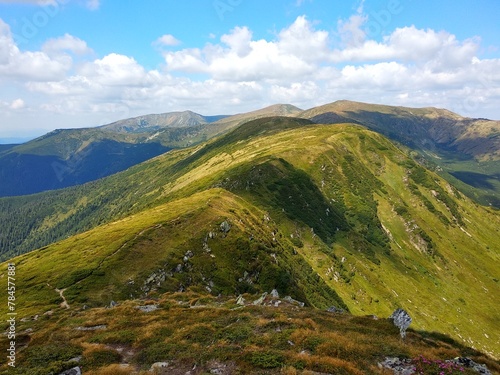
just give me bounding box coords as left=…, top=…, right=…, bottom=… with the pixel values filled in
left=10, top=98, right=25, bottom=109
left=78, top=53, right=155, bottom=87
left=2, top=8, right=500, bottom=137
left=0, top=21, right=71, bottom=81
left=337, top=3, right=367, bottom=47
left=42, top=33, right=93, bottom=55
left=164, top=17, right=326, bottom=82
left=154, top=34, right=181, bottom=47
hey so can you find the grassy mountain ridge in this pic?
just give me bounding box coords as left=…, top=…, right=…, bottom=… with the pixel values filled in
left=3, top=99, right=498, bottom=209
left=298, top=100, right=500, bottom=207
left=1, top=118, right=499, bottom=363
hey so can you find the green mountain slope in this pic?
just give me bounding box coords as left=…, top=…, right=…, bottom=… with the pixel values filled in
left=0, top=105, right=301, bottom=198
left=298, top=100, right=500, bottom=207
left=1, top=118, right=499, bottom=362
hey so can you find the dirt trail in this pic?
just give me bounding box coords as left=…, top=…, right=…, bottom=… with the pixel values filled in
left=55, top=288, right=70, bottom=309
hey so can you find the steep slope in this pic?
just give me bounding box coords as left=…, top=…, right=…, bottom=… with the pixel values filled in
left=1, top=118, right=499, bottom=359
left=299, top=100, right=500, bottom=207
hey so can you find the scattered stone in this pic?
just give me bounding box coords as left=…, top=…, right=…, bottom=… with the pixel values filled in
left=252, top=292, right=268, bottom=305
left=206, top=360, right=238, bottom=375
left=270, top=289, right=280, bottom=298
left=451, top=358, right=492, bottom=375
left=150, top=362, right=169, bottom=371
left=236, top=295, right=245, bottom=306
left=58, top=367, right=81, bottom=375
left=389, top=308, right=412, bottom=339
left=220, top=220, right=231, bottom=234
left=109, top=300, right=117, bottom=308
left=283, top=296, right=305, bottom=307
left=326, top=306, right=346, bottom=314
left=379, top=357, right=492, bottom=375
left=183, top=250, right=194, bottom=262
left=238, top=271, right=253, bottom=284
left=378, top=357, right=414, bottom=374
left=76, top=325, right=107, bottom=331
left=136, top=305, right=159, bottom=313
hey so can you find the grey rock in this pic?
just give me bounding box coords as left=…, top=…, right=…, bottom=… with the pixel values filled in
left=270, top=289, right=280, bottom=298
left=76, top=325, right=107, bottom=331
left=58, top=367, right=82, bottom=375
left=220, top=220, right=231, bottom=233
left=151, top=361, right=169, bottom=371
left=326, top=306, right=346, bottom=314
left=283, top=296, right=305, bottom=307
left=236, top=295, right=245, bottom=306
left=136, top=305, right=159, bottom=313
left=451, top=358, right=491, bottom=375
left=252, top=292, right=268, bottom=305
left=389, top=308, right=412, bottom=338
left=378, top=357, right=414, bottom=374
left=109, top=300, right=117, bottom=308
left=183, top=250, right=194, bottom=263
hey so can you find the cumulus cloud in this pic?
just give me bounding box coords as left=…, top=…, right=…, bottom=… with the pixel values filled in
left=0, top=20, right=71, bottom=81
left=42, top=33, right=93, bottom=55
left=164, top=17, right=326, bottom=82
left=154, top=34, right=181, bottom=47
left=2, top=7, right=500, bottom=136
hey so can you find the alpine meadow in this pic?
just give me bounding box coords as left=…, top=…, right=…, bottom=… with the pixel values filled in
left=0, top=101, right=499, bottom=374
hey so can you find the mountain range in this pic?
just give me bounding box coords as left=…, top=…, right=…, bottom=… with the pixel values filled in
left=0, top=101, right=499, bottom=374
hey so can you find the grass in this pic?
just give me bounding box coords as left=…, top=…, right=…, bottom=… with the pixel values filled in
left=0, top=291, right=498, bottom=374
left=0, top=120, right=499, bottom=362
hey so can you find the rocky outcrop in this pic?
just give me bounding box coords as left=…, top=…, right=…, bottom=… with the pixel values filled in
left=379, top=356, right=492, bottom=375
left=378, top=357, right=414, bottom=375
left=389, top=308, right=412, bottom=339
left=451, top=358, right=492, bottom=375
left=220, top=220, right=231, bottom=234
left=58, top=367, right=81, bottom=375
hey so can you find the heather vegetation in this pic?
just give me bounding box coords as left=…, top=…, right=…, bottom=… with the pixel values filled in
left=1, top=292, right=498, bottom=374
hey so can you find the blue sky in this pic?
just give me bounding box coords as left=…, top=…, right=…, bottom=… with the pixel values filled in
left=0, top=0, right=499, bottom=139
